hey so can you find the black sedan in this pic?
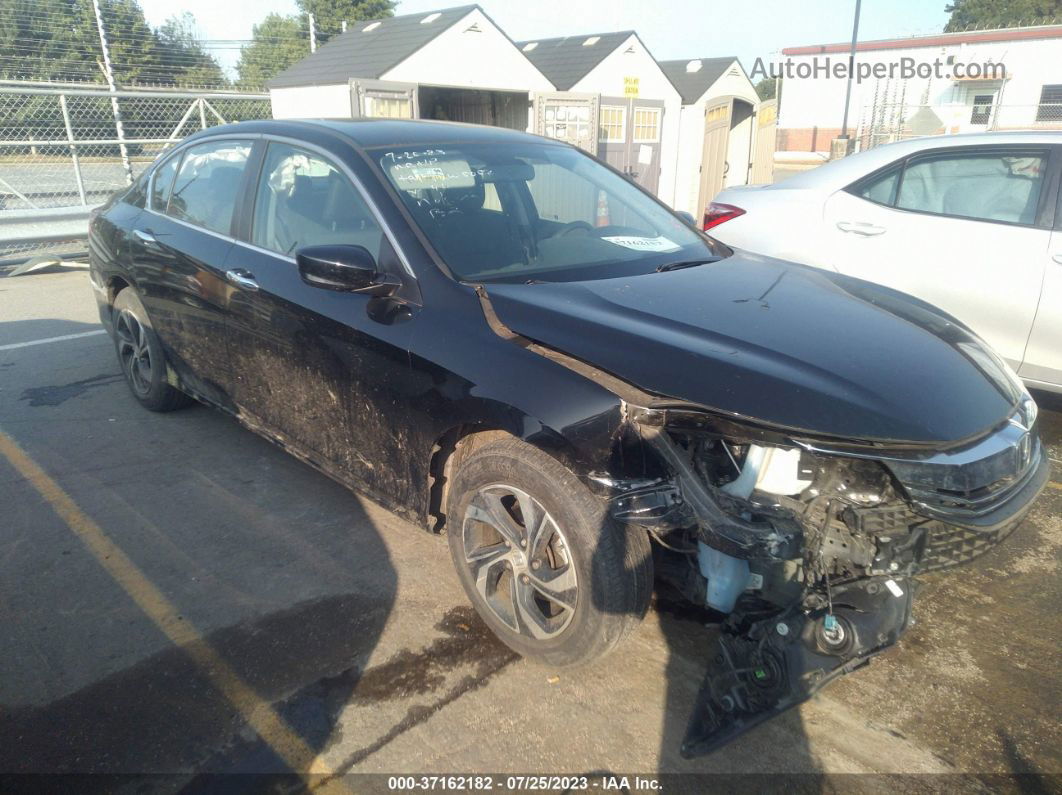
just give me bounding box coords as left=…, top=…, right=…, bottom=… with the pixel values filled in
left=88, top=119, right=1048, bottom=755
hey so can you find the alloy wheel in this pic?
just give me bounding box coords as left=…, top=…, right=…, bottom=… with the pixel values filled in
left=462, top=484, right=578, bottom=640
left=115, top=309, right=154, bottom=398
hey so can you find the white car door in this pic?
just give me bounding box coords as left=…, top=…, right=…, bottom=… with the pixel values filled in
left=1020, top=221, right=1062, bottom=389
left=820, top=146, right=1054, bottom=370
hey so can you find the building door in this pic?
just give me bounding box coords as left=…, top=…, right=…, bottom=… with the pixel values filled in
left=697, top=97, right=732, bottom=217
left=597, top=97, right=664, bottom=194
left=351, top=79, right=418, bottom=119
left=750, top=98, right=777, bottom=185
left=533, top=92, right=599, bottom=153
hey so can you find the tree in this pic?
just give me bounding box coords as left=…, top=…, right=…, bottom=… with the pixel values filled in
left=0, top=0, right=227, bottom=86
left=236, top=14, right=309, bottom=89
left=755, top=77, right=777, bottom=101
left=944, top=0, right=1061, bottom=31
left=295, top=0, right=395, bottom=38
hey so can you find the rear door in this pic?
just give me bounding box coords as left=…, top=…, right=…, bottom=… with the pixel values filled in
left=821, top=145, right=1057, bottom=369
left=223, top=139, right=417, bottom=490
left=1020, top=166, right=1062, bottom=388
left=130, top=137, right=253, bottom=405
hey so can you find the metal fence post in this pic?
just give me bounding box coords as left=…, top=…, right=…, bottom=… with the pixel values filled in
left=309, top=13, right=317, bottom=52
left=59, top=94, right=88, bottom=206
left=91, top=0, right=133, bottom=185
left=198, top=97, right=207, bottom=129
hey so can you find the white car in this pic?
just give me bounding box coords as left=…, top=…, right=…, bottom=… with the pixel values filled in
left=708, top=132, right=1062, bottom=393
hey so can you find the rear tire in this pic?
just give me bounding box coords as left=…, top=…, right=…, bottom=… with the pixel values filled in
left=446, top=437, right=653, bottom=667
left=111, top=288, right=192, bottom=412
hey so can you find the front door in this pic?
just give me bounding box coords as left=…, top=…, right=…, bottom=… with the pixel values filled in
left=597, top=97, right=664, bottom=194
left=697, top=97, right=733, bottom=218
left=351, top=79, right=418, bottom=119
left=822, top=145, right=1056, bottom=369
left=224, top=140, right=417, bottom=491
left=532, top=92, right=599, bottom=154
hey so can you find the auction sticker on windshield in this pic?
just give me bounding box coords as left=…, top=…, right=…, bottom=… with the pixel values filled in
left=602, top=235, right=682, bottom=252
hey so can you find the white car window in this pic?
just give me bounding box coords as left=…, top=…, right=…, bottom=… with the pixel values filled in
left=895, top=151, right=1047, bottom=226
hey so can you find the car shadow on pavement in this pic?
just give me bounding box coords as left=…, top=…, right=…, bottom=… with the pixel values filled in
left=0, top=328, right=401, bottom=783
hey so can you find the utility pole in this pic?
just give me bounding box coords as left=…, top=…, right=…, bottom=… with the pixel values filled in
left=309, top=13, right=317, bottom=52
left=91, top=0, right=133, bottom=184
left=832, top=0, right=862, bottom=159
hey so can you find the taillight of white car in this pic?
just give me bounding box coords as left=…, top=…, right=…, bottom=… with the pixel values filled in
left=702, top=202, right=746, bottom=231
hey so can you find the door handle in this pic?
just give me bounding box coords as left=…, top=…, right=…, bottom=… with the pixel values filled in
left=225, top=268, right=258, bottom=291
left=836, top=221, right=886, bottom=236
left=1053, top=253, right=1062, bottom=265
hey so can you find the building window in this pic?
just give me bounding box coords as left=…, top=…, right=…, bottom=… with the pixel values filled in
left=969, top=94, right=995, bottom=125
left=599, top=106, right=626, bottom=142
left=632, top=107, right=661, bottom=142
left=1036, top=84, right=1062, bottom=123
left=364, top=95, right=412, bottom=119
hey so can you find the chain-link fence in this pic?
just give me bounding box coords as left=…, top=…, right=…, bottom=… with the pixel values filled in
left=856, top=101, right=1062, bottom=151
left=0, top=81, right=271, bottom=262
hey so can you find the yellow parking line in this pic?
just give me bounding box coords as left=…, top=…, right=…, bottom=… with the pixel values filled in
left=1048, top=481, right=1062, bottom=492
left=0, top=428, right=339, bottom=780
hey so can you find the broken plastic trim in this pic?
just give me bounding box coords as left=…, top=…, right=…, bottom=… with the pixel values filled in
left=682, top=575, right=915, bottom=758
left=637, top=423, right=802, bottom=561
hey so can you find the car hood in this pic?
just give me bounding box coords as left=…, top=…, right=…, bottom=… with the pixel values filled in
left=481, top=252, right=1022, bottom=444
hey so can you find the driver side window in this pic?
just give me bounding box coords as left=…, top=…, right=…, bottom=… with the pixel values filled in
left=251, top=143, right=383, bottom=258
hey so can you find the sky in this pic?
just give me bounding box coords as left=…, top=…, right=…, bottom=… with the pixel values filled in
left=137, top=0, right=952, bottom=77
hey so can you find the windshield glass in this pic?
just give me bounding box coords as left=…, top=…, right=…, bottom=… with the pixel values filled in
left=374, top=141, right=723, bottom=282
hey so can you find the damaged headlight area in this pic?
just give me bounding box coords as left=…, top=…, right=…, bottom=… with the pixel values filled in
left=614, top=403, right=1047, bottom=757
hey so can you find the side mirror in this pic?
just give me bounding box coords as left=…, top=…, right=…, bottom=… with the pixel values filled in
left=676, top=210, right=696, bottom=226
left=296, top=245, right=400, bottom=296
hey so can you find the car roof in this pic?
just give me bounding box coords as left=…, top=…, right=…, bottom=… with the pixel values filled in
left=772, top=131, right=1062, bottom=192
left=183, top=118, right=551, bottom=151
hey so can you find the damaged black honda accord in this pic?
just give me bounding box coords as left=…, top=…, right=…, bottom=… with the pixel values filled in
left=89, top=119, right=1049, bottom=756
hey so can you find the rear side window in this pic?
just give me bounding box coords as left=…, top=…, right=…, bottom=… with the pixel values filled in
left=150, top=154, right=179, bottom=211
left=166, top=139, right=252, bottom=235
left=896, top=152, right=1046, bottom=225
left=251, top=142, right=382, bottom=257
left=849, top=149, right=1049, bottom=227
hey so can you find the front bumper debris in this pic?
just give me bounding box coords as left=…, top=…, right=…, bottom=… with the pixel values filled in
left=682, top=575, right=915, bottom=757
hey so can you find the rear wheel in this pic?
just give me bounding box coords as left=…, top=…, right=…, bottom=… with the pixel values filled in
left=112, top=288, right=192, bottom=412
left=446, top=437, right=652, bottom=667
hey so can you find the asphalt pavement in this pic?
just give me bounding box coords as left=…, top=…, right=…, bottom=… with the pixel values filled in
left=1, top=270, right=1059, bottom=789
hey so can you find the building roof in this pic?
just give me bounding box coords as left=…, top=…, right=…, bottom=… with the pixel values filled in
left=782, top=23, right=1062, bottom=56
left=516, top=31, right=636, bottom=90
left=658, top=57, right=739, bottom=104
left=267, top=5, right=479, bottom=88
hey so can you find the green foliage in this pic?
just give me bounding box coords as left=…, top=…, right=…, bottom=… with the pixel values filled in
left=944, top=0, right=1062, bottom=31
left=0, top=0, right=227, bottom=86
left=755, top=77, right=777, bottom=101
left=237, top=0, right=396, bottom=88
left=235, top=14, right=309, bottom=89
left=295, top=0, right=396, bottom=37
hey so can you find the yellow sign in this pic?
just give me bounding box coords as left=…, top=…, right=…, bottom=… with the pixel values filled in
left=623, top=76, right=639, bottom=97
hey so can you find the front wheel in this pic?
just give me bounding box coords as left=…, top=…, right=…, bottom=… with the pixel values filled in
left=446, top=438, right=652, bottom=667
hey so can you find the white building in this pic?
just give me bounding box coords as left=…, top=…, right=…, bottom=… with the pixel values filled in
left=518, top=31, right=683, bottom=205
left=775, top=24, right=1062, bottom=162
left=268, top=6, right=554, bottom=129
left=658, top=57, right=764, bottom=219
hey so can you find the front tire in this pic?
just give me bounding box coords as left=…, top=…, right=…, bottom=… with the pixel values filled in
left=111, top=288, right=192, bottom=412
left=446, top=437, right=652, bottom=667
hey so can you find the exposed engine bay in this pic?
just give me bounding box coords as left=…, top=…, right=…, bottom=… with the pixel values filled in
left=607, top=401, right=1046, bottom=756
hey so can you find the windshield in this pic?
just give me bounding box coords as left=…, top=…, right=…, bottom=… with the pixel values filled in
left=374, top=141, right=723, bottom=283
